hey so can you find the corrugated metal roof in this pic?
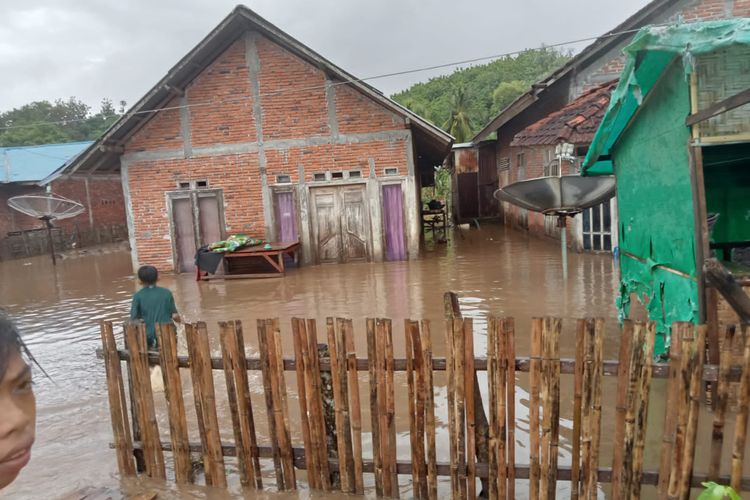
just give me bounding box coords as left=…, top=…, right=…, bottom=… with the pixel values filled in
left=0, top=141, right=93, bottom=184
left=510, top=81, right=616, bottom=147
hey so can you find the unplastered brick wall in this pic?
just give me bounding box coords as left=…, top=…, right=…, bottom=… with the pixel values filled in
left=127, top=153, right=263, bottom=267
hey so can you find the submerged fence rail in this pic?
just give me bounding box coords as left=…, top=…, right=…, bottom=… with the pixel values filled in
left=99, top=298, right=750, bottom=499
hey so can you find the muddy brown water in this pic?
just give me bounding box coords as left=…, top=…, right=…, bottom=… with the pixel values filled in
left=0, top=224, right=746, bottom=499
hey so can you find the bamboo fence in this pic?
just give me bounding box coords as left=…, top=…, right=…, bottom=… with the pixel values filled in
left=99, top=306, right=750, bottom=499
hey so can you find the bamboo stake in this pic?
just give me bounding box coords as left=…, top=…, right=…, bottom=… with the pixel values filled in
left=367, top=318, right=384, bottom=496
left=405, top=320, right=419, bottom=497
left=540, top=319, right=552, bottom=500
left=631, top=321, right=657, bottom=499
left=709, top=325, right=735, bottom=480
left=421, top=319, right=438, bottom=500
left=234, top=320, right=262, bottom=488
left=306, top=319, right=331, bottom=490
left=188, top=322, right=226, bottom=487
left=620, top=322, right=646, bottom=498
left=219, top=321, right=249, bottom=487
left=505, top=317, right=516, bottom=499
left=257, top=319, right=284, bottom=487
left=667, top=323, right=693, bottom=500
left=530, top=318, right=543, bottom=500
left=376, top=319, right=391, bottom=497
left=678, top=325, right=706, bottom=500
left=384, top=319, right=399, bottom=498
left=125, top=321, right=165, bottom=480
left=497, top=318, right=509, bottom=499
left=100, top=321, right=135, bottom=477
left=156, top=323, right=191, bottom=484
left=611, top=320, right=633, bottom=499
left=548, top=318, right=561, bottom=500
left=343, top=319, right=365, bottom=494
left=269, top=318, right=296, bottom=489
left=659, top=326, right=683, bottom=498
left=571, top=319, right=585, bottom=499
left=731, top=325, right=750, bottom=492
left=587, top=318, right=604, bottom=499
left=336, top=319, right=355, bottom=492
left=487, top=317, right=500, bottom=500
left=328, top=318, right=352, bottom=493
left=446, top=317, right=459, bottom=499
left=291, top=318, right=318, bottom=489
left=580, top=319, right=594, bottom=500
left=455, top=318, right=467, bottom=498
left=410, top=320, right=428, bottom=499
left=464, top=318, right=477, bottom=500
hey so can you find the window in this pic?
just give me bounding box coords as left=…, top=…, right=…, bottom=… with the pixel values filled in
left=348, top=170, right=362, bottom=179
left=178, top=180, right=208, bottom=189
left=517, top=153, right=526, bottom=180
left=178, top=181, right=191, bottom=189
left=331, top=171, right=344, bottom=180
left=313, top=172, right=327, bottom=181
left=195, top=180, right=208, bottom=188
left=276, top=174, right=291, bottom=184
left=499, top=157, right=510, bottom=171
left=383, top=167, right=399, bottom=176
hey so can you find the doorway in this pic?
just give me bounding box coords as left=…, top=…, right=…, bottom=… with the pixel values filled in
left=170, top=189, right=224, bottom=273
left=273, top=190, right=298, bottom=242
left=382, top=183, right=406, bottom=261
left=310, top=185, right=370, bottom=263
left=582, top=199, right=613, bottom=252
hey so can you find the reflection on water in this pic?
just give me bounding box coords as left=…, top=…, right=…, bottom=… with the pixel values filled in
left=1, top=225, right=635, bottom=498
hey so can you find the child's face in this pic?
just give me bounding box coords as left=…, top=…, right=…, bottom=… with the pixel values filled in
left=0, top=351, right=36, bottom=489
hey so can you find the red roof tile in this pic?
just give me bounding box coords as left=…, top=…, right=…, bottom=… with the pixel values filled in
left=510, top=80, right=617, bottom=147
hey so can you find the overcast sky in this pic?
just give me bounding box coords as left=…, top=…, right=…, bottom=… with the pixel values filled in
left=0, top=0, right=654, bottom=113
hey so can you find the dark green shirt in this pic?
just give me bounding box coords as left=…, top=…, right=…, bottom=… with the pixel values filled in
left=130, top=285, right=178, bottom=346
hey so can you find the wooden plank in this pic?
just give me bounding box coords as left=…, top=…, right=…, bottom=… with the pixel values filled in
left=291, top=318, right=317, bottom=488
left=540, top=319, right=552, bottom=500
left=308, top=319, right=332, bottom=489
left=611, top=320, right=633, bottom=499
left=678, top=325, right=707, bottom=499
left=709, top=325, right=736, bottom=480
left=704, top=258, right=750, bottom=323
left=186, top=322, right=226, bottom=487
left=384, top=319, right=399, bottom=498
left=464, top=318, right=477, bottom=500
left=454, top=318, right=468, bottom=498
left=411, top=321, right=428, bottom=500
left=156, top=323, right=191, bottom=484
left=571, top=320, right=585, bottom=499
left=343, top=319, right=365, bottom=494
left=446, top=317, right=459, bottom=499
left=99, top=321, right=135, bottom=477
left=732, top=325, right=750, bottom=492
left=421, top=319, right=438, bottom=500
left=631, top=322, right=656, bottom=499
left=588, top=319, right=604, bottom=499
left=529, top=318, right=543, bottom=500
left=268, top=318, right=296, bottom=489
left=257, top=319, right=284, bottom=487
left=547, top=318, right=561, bottom=500
left=686, top=87, right=750, bottom=126
left=328, top=318, right=354, bottom=493
left=124, top=321, right=165, bottom=480
left=405, top=320, right=419, bottom=497
left=367, top=318, right=384, bottom=496
left=487, top=317, right=501, bottom=500
left=504, top=317, right=516, bottom=500
left=581, top=319, right=595, bottom=499
left=667, top=323, right=694, bottom=499
left=620, top=322, right=646, bottom=498
left=658, top=328, right=683, bottom=499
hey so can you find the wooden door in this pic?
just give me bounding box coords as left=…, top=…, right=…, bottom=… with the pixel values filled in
left=382, top=184, right=406, bottom=261
left=458, top=172, right=479, bottom=220
left=311, top=188, right=342, bottom=263
left=172, top=197, right=197, bottom=273
left=198, top=193, right=222, bottom=247
left=274, top=191, right=298, bottom=242
left=311, top=185, right=369, bottom=263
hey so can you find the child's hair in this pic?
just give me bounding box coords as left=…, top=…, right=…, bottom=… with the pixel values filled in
left=0, top=315, right=31, bottom=381
left=137, top=265, right=159, bottom=285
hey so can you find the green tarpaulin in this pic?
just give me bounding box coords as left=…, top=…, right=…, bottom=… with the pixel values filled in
left=582, top=18, right=750, bottom=175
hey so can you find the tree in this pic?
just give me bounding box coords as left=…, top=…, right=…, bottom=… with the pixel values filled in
left=0, top=97, right=124, bottom=147
left=442, top=85, right=473, bottom=142
left=492, top=80, right=528, bottom=113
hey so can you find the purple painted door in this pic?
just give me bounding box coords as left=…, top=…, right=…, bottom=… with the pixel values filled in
left=382, top=184, right=406, bottom=261
left=274, top=191, right=298, bottom=242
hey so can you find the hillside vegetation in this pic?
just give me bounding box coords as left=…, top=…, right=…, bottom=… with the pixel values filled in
left=392, top=47, right=571, bottom=142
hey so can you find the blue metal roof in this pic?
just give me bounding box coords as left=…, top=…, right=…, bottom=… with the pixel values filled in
left=1, top=141, right=94, bottom=184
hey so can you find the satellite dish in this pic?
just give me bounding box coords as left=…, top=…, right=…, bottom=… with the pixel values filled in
left=7, top=192, right=86, bottom=265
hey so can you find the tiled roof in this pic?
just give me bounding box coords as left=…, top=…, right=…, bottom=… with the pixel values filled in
left=510, top=80, right=617, bottom=147
left=0, top=141, right=93, bottom=184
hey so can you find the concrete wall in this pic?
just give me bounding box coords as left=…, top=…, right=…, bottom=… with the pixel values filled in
left=122, top=32, right=419, bottom=272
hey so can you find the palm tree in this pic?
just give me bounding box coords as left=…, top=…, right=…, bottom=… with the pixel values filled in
left=442, top=85, right=473, bottom=142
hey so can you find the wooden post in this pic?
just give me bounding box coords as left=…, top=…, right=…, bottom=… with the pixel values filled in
left=709, top=325, right=735, bottom=480
left=631, top=322, right=656, bottom=499
left=659, top=327, right=683, bottom=498
left=186, top=322, right=226, bottom=487
left=588, top=319, right=604, bottom=499
left=620, top=322, right=646, bottom=498
left=454, top=317, right=467, bottom=498
left=731, top=325, right=750, bottom=492
left=257, top=319, right=284, bottom=488
left=540, top=319, right=552, bottom=500
left=384, top=319, right=399, bottom=498
left=611, top=321, right=633, bottom=499
left=667, top=323, right=694, bottom=499
left=421, top=319, right=438, bottom=500
left=678, top=325, right=706, bottom=499
left=367, top=318, right=384, bottom=496
left=488, top=317, right=502, bottom=500
left=124, top=321, right=165, bottom=480
left=99, top=321, right=135, bottom=477
left=505, top=317, right=516, bottom=499
left=306, top=319, right=331, bottom=490
left=548, top=318, right=561, bottom=500
left=268, top=318, right=296, bottom=489
left=464, top=318, right=477, bottom=500
left=343, top=319, right=365, bottom=494
left=156, top=323, right=191, bottom=484
left=530, top=318, right=543, bottom=500
left=571, top=319, right=585, bottom=499
left=291, top=318, right=317, bottom=488
left=219, top=320, right=261, bottom=488
left=329, top=318, right=354, bottom=493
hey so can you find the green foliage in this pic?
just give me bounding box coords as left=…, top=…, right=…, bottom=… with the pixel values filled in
left=422, top=166, right=451, bottom=206
left=0, top=97, right=123, bottom=147
left=392, top=47, right=571, bottom=139
left=698, top=482, right=741, bottom=500
left=442, top=85, right=473, bottom=143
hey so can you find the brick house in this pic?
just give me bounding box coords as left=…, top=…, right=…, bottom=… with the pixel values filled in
left=63, top=6, right=453, bottom=273
left=0, top=141, right=127, bottom=260
left=471, top=0, right=750, bottom=250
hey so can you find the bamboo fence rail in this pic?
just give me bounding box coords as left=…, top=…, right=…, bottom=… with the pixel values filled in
left=99, top=309, right=750, bottom=499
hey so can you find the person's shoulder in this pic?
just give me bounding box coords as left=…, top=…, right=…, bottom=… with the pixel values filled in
left=155, top=286, right=175, bottom=296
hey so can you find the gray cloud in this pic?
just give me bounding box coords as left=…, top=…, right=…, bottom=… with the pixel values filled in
left=0, top=0, right=652, bottom=112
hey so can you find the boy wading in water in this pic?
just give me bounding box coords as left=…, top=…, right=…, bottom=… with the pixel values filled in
left=130, top=265, right=181, bottom=350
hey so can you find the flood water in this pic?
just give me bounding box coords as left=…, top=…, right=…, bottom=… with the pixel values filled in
left=0, top=224, right=744, bottom=498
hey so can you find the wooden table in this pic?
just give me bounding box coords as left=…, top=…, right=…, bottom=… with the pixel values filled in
left=197, top=241, right=300, bottom=280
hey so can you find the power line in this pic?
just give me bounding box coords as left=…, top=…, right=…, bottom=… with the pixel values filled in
left=0, top=25, right=654, bottom=133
